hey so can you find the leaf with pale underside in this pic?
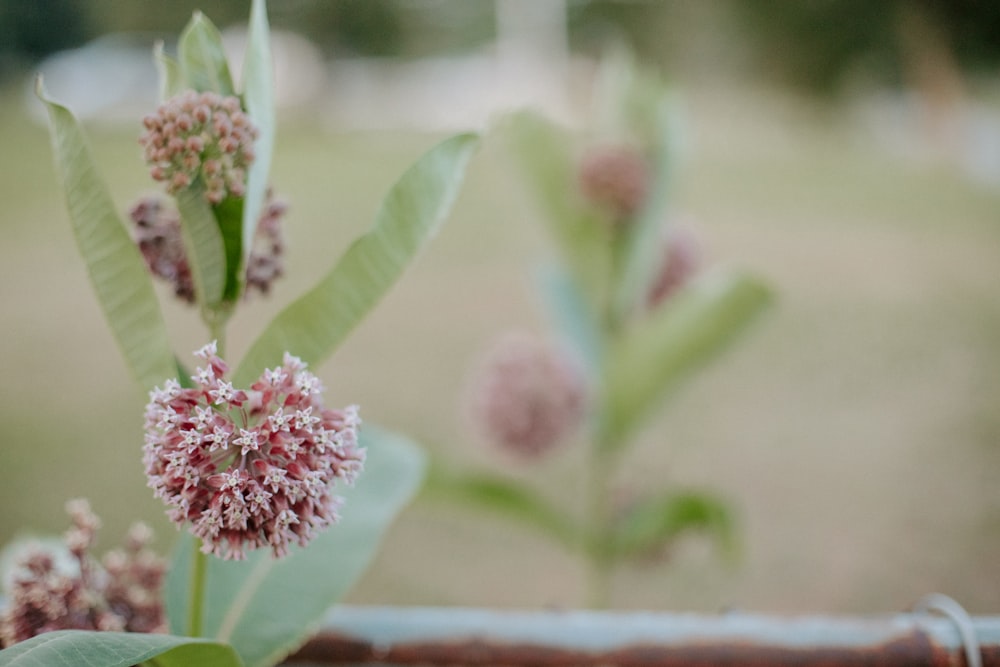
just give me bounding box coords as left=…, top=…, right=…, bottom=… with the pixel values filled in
left=36, top=79, right=177, bottom=392
left=178, top=11, right=235, bottom=96
left=164, top=426, right=425, bottom=667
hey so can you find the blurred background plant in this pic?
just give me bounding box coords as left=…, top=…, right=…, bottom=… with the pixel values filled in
left=1, top=0, right=999, bottom=614
left=428, top=50, right=771, bottom=608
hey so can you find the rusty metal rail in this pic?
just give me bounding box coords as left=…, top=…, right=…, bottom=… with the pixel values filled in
left=283, top=603, right=1000, bottom=666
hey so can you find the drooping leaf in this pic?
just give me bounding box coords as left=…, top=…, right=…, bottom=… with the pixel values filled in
left=601, top=269, right=772, bottom=447
left=611, top=490, right=737, bottom=562
left=154, top=41, right=183, bottom=100
left=504, top=111, right=610, bottom=307
left=36, top=79, right=177, bottom=392
left=165, top=426, right=426, bottom=667
left=233, top=132, right=479, bottom=386
left=0, top=630, right=242, bottom=667
left=175, top=181, right=227, bottom=311
left=240, top=0, right=275, bottom=277
left=423, top=464, right=581, bottom=552
left=178, top=11, right=235, bottom=96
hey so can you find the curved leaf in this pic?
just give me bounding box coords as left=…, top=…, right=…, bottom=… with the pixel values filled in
left=0, top=631, right=242, bottom=667
left=601, top=269, right=772, bottom=447
left=611, top=491, right=736, bottom=562
left=423, top=464, right=581, bottom=551
left=175, top=181, right=228, bottom=311
left=178, top=11, right=235, bottom=96
left=240, top=0, right=275, bottom=277
left=36, top=79, right=176, bottom=392
left=165, top=426, right=426, bottom=667
left=233, top=132, right=479, bottom=386
left=154, top=41, right=183, bottom=101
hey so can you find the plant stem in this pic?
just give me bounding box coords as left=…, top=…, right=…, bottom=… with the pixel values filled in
left=584, top=439, right=617, bottom=609
left=187, top=540, right=207, bottom=637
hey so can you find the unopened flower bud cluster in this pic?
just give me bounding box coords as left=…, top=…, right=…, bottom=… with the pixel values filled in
left=140, top=90, right=257, bottom=204
left=143, top=343, right=364, bottom=560
left=577, top=144, right=650, bottom=223
left=129, top=191, right=287, bottom=303
left=471, top=333, right=587, bottom=457
left=0, top=500, right=166, bottom=647
left=646, top=225, right=700, bottom=308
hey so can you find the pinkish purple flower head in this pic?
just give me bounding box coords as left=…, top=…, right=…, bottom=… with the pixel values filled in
left=577, top=143, right=650, bottom=223
left=646, top=224, right=701, bottom=309
left=143, top=342, right=364, bottom=560
left=469, top=333, right=588, bottom=458
left=0, top=499, right=166, bottom=647
left=140, top=90, right=258, bottom=205
left=129, top=190, right=287, bottom=304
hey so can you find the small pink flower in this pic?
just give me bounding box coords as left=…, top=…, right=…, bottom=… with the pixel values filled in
left=469, top=333, right=588, bottom=458
left=143, top=344, right=364, bottom=560
left=0, top=500, right=166, bottom=648
left=646, top=224, right=701, bottom=308
left=577, top=144, right=650, bottom=223
left=139, top=90, right=258, bottom=204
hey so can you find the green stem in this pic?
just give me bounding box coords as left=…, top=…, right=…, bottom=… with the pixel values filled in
left=584, top=439, right=617, bottom=609
left=187, top=541, right=208, bottom=637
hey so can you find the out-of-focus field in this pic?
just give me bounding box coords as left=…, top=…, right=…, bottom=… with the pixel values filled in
left=1, top=85, right=999, bottom=614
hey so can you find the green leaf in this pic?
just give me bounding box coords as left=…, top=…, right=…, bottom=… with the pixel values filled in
left=165, top=426, right=426, bottom=667
left=213, top=196, right=245, bottom=302
left=36, top=78, right=177, bottom=392
left=537, top=264, right=603, bottom=382
left=233, top=132, right=479, bottom=386
left=178, top=11, right=235, bottom=96
left=240, top=0, right=275, bottom=277
left=601, top=269, right=772, bottom=447
left=175, top=181, right=227, bottom=310
left=504, top=111, right=611, bottom=307
left=0, top=631, right=242, bottom=667
left=423, top=464, right=581, bottom=552
left=154, top=41, right=183, bottom=101
left=612, top=491, right=737, bottom=562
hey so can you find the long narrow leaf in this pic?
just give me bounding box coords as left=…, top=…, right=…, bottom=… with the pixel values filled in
left=178, top=11, right=235, bottom=96
left=233, top=132, right=479, bottom=386
left=154, top=41, right=183, bottom=101
left=611, top=490, right=737, bottom=562
left=0, top=631, right=242, bottom=667
left=175, top=181, right=227, bottom=309
left=240, top=0, right=275, bottom=276
left=601, top=269, right=772, bottom=447
left=165, top=426, right=426, bottom=667
left=37, top=79, right=176, bottom=391
left=423, top=464, right=582, bottom=551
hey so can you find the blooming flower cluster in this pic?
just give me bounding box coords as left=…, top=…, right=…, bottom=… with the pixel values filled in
left=470, top=333, right=588, bottom=458
left=143, top=343, right=364, bottom=560
left=129, top=191, right=287, bottom=303
left=0, top=500, right=166, bottom=647
left=577, top=144, right=650, bottom=223
left=140, top=90, right=258, bottom=204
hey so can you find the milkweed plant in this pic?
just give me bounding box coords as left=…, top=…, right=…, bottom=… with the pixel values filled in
left=432, top=50, right=772, bottom=608
left=0, top=2, right=478, bottom=665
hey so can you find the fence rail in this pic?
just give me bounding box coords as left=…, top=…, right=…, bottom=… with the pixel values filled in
left=284, top=601, right=1000, bottom=666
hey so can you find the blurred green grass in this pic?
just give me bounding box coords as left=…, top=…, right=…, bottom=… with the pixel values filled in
left=1, top=86, right=999, bottom=614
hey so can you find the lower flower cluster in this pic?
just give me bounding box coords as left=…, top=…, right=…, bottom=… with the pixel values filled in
left=0, top=500, right=166, bottom=647
left=143, top=343, right=364, bottom=560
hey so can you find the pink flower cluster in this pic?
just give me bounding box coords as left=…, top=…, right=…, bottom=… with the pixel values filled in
left=577, top=144, right=650, bottom=223
left=129, top=191, right=287, bottom=303
left=143, top=343, right=363, bottom=560
left=140, top=90, right=258, bottom=204
left=470, top=333, right=588, bottom=458
left=0, top=500, right=166, bottom=647
left=646, top=225, right=701, bottom=308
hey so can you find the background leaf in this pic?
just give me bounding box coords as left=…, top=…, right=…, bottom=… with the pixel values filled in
left=611, top=491, right=737, bottom=562
left=240, top=0, right=275, bottom=278
left=537, top=264, right=604, bottom=382
left=0, top=630, right=242, bottom=667
left=178, top=11, right=235, bottom=96
left=601, top=269, right=772, bottom=447
left=153, top=41, right=183, bottom=100
left=504, top=111, right=610, bottom=308
left=37, top=80, right=177, bottom=392
left=423, top=464, right=581, bottom=552
left=233, top=132, right=479, bottom=386
left=165, top=426, right=426, bottom=667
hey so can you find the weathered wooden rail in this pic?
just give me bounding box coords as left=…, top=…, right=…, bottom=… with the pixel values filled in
left=285, top=597, right=999, bottom=666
